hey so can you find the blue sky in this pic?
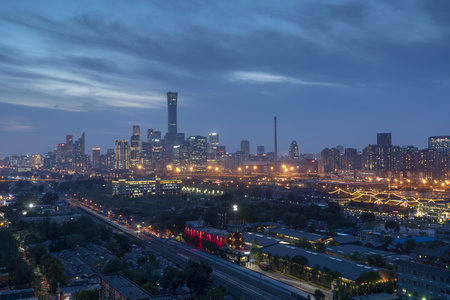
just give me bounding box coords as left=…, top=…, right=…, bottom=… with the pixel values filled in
left=1, top=0, right=449, bottom=157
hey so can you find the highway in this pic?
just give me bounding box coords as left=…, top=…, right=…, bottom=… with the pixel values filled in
left=72, top=200, right=320, bottom=299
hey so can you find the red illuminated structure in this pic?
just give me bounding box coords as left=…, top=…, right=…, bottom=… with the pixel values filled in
left=184, top=220, right=229, bottom=253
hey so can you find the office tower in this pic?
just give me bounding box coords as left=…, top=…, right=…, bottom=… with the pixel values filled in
left=152, top=131, right=162, bottom=141
left=257, top=146, right=265, bottom=156
left=185, top=136, right=207, bottom=172
left=66, top=135, right=73, bottom=157
left=377, top=132, right=392, bottom=146
left=428, top=136, right=450, bottom=151
left=74, top=155, right=90, bottom=172
left=336, top=145, right=344, bottom=156
left=274, top=116, right=278, bottom=168
left=152, top=138, right=164, bottom=169
left=74, top=132, right=85, bottom=156
left=147, top=129, right=154, bottom=143
left=141, top=142, right=152, bottom=167
left=92, top=148, right=100, bottom=168
left=31, top=154, right=43, bottom=169
left=240, top=140, right=250, bottom=154
left=106, top=148, right=115, bottom=170
left=43, top=152, right=56, bottom=169
left=115, top=140, right=130, bottom=170
left=167, top=92, right=178, bottom=146
left=209, top=133, right=219, bottom=155
left=289, top=141, right=299, bottom=162
left=56, top=143, right=67, bottom=164
left=217, top=146, right=226, bottom=156
left=130, top=125, right=141, bottom=167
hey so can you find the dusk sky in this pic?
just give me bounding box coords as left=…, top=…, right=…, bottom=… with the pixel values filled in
left=1, top=0, right=449, bottom=158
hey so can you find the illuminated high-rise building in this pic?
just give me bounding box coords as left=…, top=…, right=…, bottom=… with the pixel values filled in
left=130, top=125, right=141, bottom=167
left=66, top=135, right=73, bottom=157
left=106, top=148, right=115, bottom=170
left=141, top=142, right=152, bottom=167
left=289, top=141, right=299, bottom=162
left=92, top=148, right=101, bottom=168
left=185, top=136, right=207, bottom=172
left=428, top=136, right=450, bottom=151
left=74, top=132, right=85, bottom=156
left=115, top=140, right=130, bottom=170
left=208, top=133, right=219, bottom=156
left=147, top=129, right=154, bottom=143
left=167, top=92, right=178, bottom=146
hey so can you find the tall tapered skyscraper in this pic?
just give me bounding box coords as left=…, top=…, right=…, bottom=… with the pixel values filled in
left=130, top=125, right=141, bottom=167
left=167, top=92, right=178, bottom=146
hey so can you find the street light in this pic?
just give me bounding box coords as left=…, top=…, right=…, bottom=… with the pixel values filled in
left=233, top=205, right=238, bottom=219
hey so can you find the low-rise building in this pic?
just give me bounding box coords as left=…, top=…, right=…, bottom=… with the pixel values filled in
left=112, top=178, right=182, bottom=197
left=396, top=260, right=450, bottom=300
left=268, top=227, right=327, bottom=244
left=100, top=274, right=152, bottom=300
left=261, top=243, right=390, bottom=284
left=184, top=220, right=229, bottom=251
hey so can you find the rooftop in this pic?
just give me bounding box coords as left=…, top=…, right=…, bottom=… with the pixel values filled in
left=270, top=227, right=327, bottom=242
left=262, top=244, right=386, bottom=281
left=102, top=274, right=151, bottom=300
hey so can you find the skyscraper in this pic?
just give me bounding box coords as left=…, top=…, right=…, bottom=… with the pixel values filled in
left=66, top=135, right=73, bottom=157
left=130, top=125, right=141, bottom=167
left=257, top=146, right=265, bottom=156
left=74, top=132, right=85, bottom=156
left=208, top=133, right=219, bottom=156
left=92, top=148, right=100, bottom=168
left=115, top=140, right=130, bottom=170
left=289, top=141, right=299, bottom=162
left=147, top=129, right=154, bottom=143
left=167, top=92, right=178, bottom=146
left=240, top=140, right=250, bottom=154
left=185, top=136, right=207, bottom=172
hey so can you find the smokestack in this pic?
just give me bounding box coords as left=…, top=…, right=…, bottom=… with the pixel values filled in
left=274, top=116, right=278, bottom=169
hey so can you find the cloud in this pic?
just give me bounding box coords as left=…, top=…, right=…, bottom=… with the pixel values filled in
left=230, top=71, right=341, bottom=87
left=0, top=121, right=34, bottom=131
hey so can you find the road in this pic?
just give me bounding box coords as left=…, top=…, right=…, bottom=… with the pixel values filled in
left=72, top=199, right=329, bottom=299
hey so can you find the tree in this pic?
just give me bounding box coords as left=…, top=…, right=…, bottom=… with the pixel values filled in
left=358, top=271, right=381, bottom=285
left=73, top=289, right=98, bottom=300
left=313, top=289, right=325, bottom=300
left=366, top=254, right=387, bottom=268
left=142, top=283, right=159, bottom=296
left=161, top=266, right=184, bottom=295
left=361, top=212, right=375, bottom=223
left=184, top=259, right=213, bottom=298
left=349, top=251, right=365, bottom=262
left=385, top=220, right=400, bottom=232
left=204, top=285, right=226, bottom=300
left=291, top=255, right=308, bottom=267
left=314, top=241, right=326, bottom=252
left=250, top=239, right=259, bottom=257
left=404, top=239, right=417, bottom=254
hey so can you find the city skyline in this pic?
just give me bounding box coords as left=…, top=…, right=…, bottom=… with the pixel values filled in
left=1, top=1, right=450, bottom=157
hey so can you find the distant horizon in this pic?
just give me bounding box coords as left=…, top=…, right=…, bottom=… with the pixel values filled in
left=1, top=122, right=443, bottom=158
left=1, top=1, right=449, bottom=157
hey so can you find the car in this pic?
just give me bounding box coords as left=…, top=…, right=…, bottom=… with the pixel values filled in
left=259, top=263, right=272, bottom=271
